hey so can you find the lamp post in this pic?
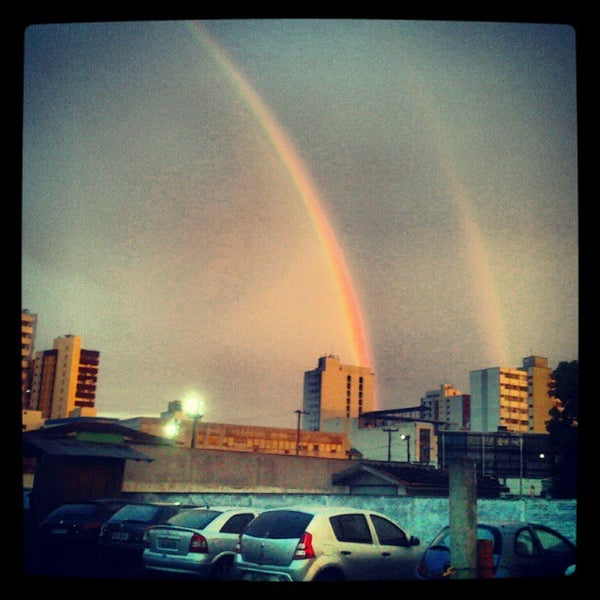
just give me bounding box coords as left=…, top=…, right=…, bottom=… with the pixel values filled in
left=295, top=409, right=309, bottom=456
left=383, top=427, right=398, bottom=462
left=400, top=433, right=411, bottom=463
left=183, top=396, right=204, bottom=449
left=519, top=434, right=524, bottom=499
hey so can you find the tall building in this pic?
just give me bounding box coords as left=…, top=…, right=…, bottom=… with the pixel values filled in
left=469, top=356, right=554, bottom=433
left=29, top=334, right=99, bottom=419
left=303, top=354, right=375, bottom=431
left=420, top=384, right=471, bottom=431
left=21, top=309, right=37, bottom=409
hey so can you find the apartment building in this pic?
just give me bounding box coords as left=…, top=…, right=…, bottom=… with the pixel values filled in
left=469, top=356, right=555, bottom=433
left=419, top=383, right=471, bottom=431
left=21, top=310, right=37, bottom=409
left=29, top=334, right=99, bottom=419
left=302, top=354, right=375, bottom=431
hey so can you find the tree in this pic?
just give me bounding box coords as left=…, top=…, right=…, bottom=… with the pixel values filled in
left=545, top=360, right=578, bottom=498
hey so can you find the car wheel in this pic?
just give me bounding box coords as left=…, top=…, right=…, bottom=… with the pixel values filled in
left=211, top=556, right=234, bottom=581
left=313, top=568, right=344, bottom=582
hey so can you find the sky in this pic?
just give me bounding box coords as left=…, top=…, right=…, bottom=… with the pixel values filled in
left=21, top=18, right=578, bottom=429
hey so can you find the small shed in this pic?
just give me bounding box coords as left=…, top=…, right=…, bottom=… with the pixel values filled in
left=22, top=418, right=168, bottom=522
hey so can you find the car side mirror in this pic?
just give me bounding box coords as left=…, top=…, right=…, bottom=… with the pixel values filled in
left=410, top=536, right=420, bottom=546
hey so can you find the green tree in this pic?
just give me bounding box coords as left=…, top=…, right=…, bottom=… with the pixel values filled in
left=545, top=360, right=578, bottom=498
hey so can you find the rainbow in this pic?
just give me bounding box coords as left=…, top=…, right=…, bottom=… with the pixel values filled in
left=409, top=80, right=511, bottom=365
left=186, top=21, right=375, bottom=374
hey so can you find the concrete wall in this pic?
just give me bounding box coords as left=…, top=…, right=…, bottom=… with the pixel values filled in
left=124, top=445, right=347, bottom=493
left=123, top=490, right=577, bottom=548
left=123, top=445, right=576, bottom=546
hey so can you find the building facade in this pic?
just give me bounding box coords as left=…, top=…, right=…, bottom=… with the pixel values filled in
left=323, top=414, right=438, bottom=466
left=302, top=354, right=375, bottom=431
left=437, top=430, right=554, bottom=496
left=419, top=383, right=471, bottom=431
left=29, top=335, right=99, bottom=419
left=21, top=310, right=37, bottom=409
left=123, top=415, right=351, bottom=460
left=469, top=356, right=554, bottom=433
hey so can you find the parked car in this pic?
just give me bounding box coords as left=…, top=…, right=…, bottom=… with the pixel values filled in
left=233, top=506, right=421, bottom=582
left=142, top=506, right=260, bottom=580
left=415, top=521, right=576, bottom=579
left=97, top=502, right=195, bottom=569
left=35, top=498, right=130, bottom=562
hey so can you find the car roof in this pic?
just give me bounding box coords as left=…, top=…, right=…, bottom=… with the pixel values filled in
left=438, top=521, right=553, bottom=534
left=260, top=505, right=384, bottom=517
left=174, top=506, right=258, bottom=513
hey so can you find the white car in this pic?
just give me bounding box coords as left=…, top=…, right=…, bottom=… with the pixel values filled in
left=234, top=505, right=421, bottom=582
left=143, top=506, right=260, bottom=580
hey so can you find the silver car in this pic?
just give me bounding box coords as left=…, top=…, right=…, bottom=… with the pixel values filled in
left=142, top=507, right=260, bottom=580
left=233, top=506, right=421, bottom=582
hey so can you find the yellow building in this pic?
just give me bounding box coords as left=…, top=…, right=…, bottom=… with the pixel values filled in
left=123, top=415, right=351, bottom=460
left=303, top=355, right=375, bottom=431
left=29, top=335, right=99, bottom=419
left=469, top=356, right=555, bottom=433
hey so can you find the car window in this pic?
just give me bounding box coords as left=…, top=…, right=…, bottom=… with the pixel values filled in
left=370, top=515, right=409, bottom=546
left=330, top=513, right=373, bottom=544
left=433, top=525, right=499, bottom=553
left=514, top=529, right=538, bottom=556
left=531, top=526, right=575, bottom=557
left=167, top=509, right=221, bottom=529
left=220, top=513, right=256, bottom=534
left=243, top=510, right=313, bottom=539
left=112, top=504, right=161, bottom=522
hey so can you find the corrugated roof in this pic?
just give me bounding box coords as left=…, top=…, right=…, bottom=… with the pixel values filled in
left=26, top=418, right=168, bottom=444
left=23, top=436, right=153, bottom=461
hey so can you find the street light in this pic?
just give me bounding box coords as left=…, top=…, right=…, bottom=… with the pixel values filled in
left=163, top=419, right=180, bottom=440
left=183, top=396, right=204, bottom=449
left=295, top=409, right=309, bottom=456
left=383, top=427, right=398, bottom=462
left=400, top=434, right=411, bottom=463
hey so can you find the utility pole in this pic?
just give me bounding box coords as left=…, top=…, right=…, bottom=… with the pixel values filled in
left=295, top=409, right=309, bottom=456
left=383, top=427, right=398, bottom=462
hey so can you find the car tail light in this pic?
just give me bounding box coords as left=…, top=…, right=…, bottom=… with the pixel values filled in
left=293, top=532, right=315, bottom=560
left=82, top=521, right=102, bottom=532
left=189, top=533, right=208, bottom=553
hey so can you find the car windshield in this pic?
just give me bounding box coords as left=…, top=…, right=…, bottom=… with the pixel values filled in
left=167, top=510, right=221, bottom=529
left=435, top=525, right=499, bottom=552
left=112, top=504, right=161, bottom=522
left=243, top=510, right=313, bottom=539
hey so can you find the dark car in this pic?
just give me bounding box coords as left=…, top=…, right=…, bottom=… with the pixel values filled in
left=97, top=502, right=195, bottom=570
left=35, top=498, right=129, bottom=564
left=415, top=521, right=576, bottom=579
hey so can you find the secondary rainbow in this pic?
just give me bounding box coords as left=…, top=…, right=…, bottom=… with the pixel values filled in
left=186, top=21, right=374, bottom=372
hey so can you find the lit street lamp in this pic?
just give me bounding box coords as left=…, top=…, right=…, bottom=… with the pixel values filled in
left=163, top=419, right=180, bottom=440
left=183, top=396, right=204, bottom=449
left=400, top=433, right=411, bottom=463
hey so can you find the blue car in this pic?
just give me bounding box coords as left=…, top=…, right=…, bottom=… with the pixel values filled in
left=416, top=521, right=575, bottom=579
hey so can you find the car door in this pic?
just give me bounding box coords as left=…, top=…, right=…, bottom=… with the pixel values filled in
left=518, top=525, right=576, bottom=577
left=369, top=514, right=420, bottom=580
left=328, top=513, right=380, bottom=580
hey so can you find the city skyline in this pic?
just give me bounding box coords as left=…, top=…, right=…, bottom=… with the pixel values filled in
left=22, top=19, right=578, bottom=428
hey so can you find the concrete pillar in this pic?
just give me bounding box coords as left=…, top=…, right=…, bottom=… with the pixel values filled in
left=449, top=456, right=478, bottom=579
